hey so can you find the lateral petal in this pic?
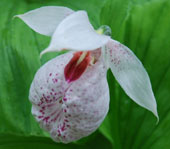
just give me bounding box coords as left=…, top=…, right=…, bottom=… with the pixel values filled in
left=16, top=6, right=74, bottom=36
left=106, top=39, right=158, bottom=119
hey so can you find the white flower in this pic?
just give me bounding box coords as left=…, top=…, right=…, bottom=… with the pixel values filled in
left=16, top=6, right=159, bottom=143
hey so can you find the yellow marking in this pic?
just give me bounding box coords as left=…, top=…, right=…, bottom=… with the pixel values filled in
left=96, top=28, right=104, bottom=35
left=76, top=51, right=88, bottom=65
left=90, top=56, right=95, bottom=65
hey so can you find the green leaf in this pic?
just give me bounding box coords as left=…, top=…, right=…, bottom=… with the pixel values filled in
left=100, top=0, right=170, bottom=148
left=0, top=133, right=112, bottom=149
left=2, top=0, right=170, bottom=148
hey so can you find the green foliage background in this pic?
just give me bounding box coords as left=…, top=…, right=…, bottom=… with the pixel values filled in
left=0, top=0, right=170, bottom=148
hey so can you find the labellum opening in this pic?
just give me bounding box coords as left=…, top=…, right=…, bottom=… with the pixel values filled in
left=64, top=51, right=91, bottom=83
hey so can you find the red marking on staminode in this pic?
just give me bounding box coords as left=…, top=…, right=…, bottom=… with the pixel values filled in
left=64, top=51, right=91, bottom=83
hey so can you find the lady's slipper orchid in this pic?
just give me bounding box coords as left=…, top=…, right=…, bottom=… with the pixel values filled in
left=16, top=6, right=159, bottom=143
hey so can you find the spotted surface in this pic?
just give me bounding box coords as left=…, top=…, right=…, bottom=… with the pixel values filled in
left=29, top=51, right=110, bottom=143
left=105, top=39, right=158, bottom=118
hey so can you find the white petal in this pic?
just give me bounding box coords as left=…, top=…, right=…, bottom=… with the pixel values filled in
left=16, top=6, right=74, bottom=36
left=106, top=39, right=158, bottom=119
left=41, top=11, right=110, bottom=55
left=29, top=52, right=109, bottom=143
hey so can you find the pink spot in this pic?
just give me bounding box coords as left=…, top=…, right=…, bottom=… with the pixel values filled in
left=43, top=116, right=50, bottom=123
left=39, top=109, right=45, bottom=115
left=52, top=78, right=58, bottom=83
left=38, top=116, right=43, bottom=119
left=63, top=97, right=67, bottom=101
left=51, top=89, right=54, bottom=92
left=67, top=125, right=70, bottom=128
left=64, top=119, right=69, bottom=122
left=46, top=99, right=51, bottom=103
left=49, top=73, right=52, bottom=76
left=58, top=134, right=61, bottom=137
left=61, top=123, right=66, bottom=131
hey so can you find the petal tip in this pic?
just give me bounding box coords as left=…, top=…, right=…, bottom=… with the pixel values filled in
left=153, top=108, right=159, bottom=124
left=40, top=46, right=62, bottom=57
left=13, top=14, right=21, bottom=20
left=40, top=48, right=50, bottom=58
left=156, top=117, right=159, bottom=125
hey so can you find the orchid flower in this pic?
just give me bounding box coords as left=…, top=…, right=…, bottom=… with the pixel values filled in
left=16, top=6, right=159, bottom=143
